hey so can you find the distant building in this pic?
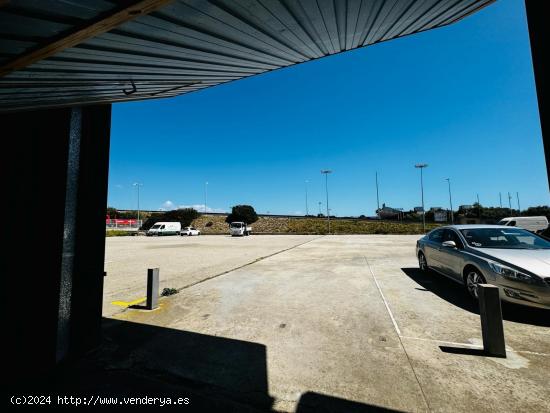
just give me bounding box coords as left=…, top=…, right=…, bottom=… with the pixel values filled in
left=459, top=205, right=474, bottom=210
left=377, top=203, right=403, bottom=219
left=430, top=207, right=444, bottom=212
left=414, top=206, right=424, bottom=214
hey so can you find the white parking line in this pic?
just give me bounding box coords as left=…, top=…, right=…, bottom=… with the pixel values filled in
left=364, top=257, right=402, bottom=337
left=365, top=258, right=550, bottom=359
left=365, top=256, right=431, bottom=411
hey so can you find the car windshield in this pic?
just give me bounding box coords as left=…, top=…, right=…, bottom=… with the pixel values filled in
left=460, top=228, right=550, bottom=249
left=231, top=223, right=242, bottom=228
left=150, top=224, right=161, bottom=229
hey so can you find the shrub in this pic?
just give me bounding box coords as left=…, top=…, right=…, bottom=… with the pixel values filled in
left=161, top=288, right=178, bottom=296
left=225, top=205, right=258, bottom=224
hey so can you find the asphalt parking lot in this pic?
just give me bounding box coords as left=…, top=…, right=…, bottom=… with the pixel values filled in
left=104, top=235, right=549, bottom=412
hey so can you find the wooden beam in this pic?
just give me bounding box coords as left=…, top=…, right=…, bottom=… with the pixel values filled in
left=0, top=0, right=173, bottom=77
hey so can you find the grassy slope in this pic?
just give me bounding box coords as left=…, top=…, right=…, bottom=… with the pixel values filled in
left=192, top=215, right=439, bottom=235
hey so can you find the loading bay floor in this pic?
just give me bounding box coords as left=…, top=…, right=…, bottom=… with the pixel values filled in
left=103, top=235, right=549, bottom=412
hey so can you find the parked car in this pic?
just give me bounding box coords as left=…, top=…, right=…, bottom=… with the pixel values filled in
left=416, top=225, right=550, bottom=310
left=181, top=226, right=200, bottom=236
left=497, top=216, right=548, bottom=233
left=146, top=222, right=181, bottom=236
left=229, top=222, right=252, bottom=236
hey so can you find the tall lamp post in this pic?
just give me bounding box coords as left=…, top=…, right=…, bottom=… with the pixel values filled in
left=204, top=181, right=208, bottom=213
left=414, top=164, right=428, bottom=232
left=321, top=170, right=332, bottom=234
left=305, top=180, right=309, bottom=216
left=132, top=182, right=143, bottom=227
left=375, top=172, right=380, bottom=217
left=445, top=178, right=454, bottom=224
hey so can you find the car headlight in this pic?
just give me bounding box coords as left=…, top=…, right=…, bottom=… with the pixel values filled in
left=488, top=262, right=534, bottom=283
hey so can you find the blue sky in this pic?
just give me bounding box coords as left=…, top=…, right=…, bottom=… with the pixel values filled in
left=109, top=0, right=548, bottom=216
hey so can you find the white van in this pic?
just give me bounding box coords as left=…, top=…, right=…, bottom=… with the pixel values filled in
left=497, top=216, right=548, bottom=233
left=146, top=222, right=182, bottom=236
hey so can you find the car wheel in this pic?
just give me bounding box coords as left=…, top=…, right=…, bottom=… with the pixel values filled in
left=418, top=251, right=428, bottom=272
left=465, top=269, right=486, bottom=300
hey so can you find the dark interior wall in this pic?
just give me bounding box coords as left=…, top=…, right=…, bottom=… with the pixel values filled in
left=1, top=105, right=111, bottom=381
left=525, top=0, right=549, bottom=188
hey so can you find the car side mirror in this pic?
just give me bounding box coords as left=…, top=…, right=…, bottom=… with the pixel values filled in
left=442, top=240, right=456, bottom=248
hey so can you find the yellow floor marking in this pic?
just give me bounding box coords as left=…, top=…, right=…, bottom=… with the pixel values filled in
left=111, top=297, right=146, bottom=307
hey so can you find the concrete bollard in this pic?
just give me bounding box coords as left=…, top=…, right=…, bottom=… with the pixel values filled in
left=146, top=268, right=159, bottom=310
left=478, top=284, right=506, bottom=358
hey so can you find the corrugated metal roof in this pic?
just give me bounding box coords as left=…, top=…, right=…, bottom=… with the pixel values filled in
left=0, top=0, right=495, bottom=112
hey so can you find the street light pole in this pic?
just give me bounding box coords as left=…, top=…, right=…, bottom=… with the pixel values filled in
left=445, top=178, right=454, bottom=224
left=499, top=192, right=502, bottom=208
left=415, top=164, right=428, bottom=232
left=516, top=192, right=521, bottom=214
left=305, top=180, right=309, bottom=216
left=318, top=201, right=322, bottom=216
left=375, top=172, right=380, bottom=214
left=204, top=181, right=208, bottom=213
left=508, top=192, right=513, bottom=215
left=133, top=182, right=143, bottom=227
left=321, top=170, right=332, bottom=234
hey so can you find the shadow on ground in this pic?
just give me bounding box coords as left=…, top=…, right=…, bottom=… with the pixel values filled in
left=401, top=267, right=550, bottom=327
left=295, top=392, right=401, bottom=412
left=4, top=318, right=405, bottom=412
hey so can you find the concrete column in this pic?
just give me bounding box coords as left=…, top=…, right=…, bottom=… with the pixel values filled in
left=146, top=268, right=160, bottom=310
left=478, top=284, right=506, bottom=358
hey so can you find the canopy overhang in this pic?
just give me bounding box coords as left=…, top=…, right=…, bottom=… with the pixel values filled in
left=0, top=0, right=495, bottom=112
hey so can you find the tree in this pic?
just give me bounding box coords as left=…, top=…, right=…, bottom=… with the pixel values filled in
left=225, top=205, right=258, bottom=224
left=523, top=205, right=550, bottom=218
left=106, top=206, right=117, bottom=218
left=141, top=208, right=200, bottom=230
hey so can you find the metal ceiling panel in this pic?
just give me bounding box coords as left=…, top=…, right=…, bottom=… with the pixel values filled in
left=0, top=0, right=495, bottom=112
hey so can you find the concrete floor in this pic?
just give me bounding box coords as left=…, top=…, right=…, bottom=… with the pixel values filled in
left=104, top=235, right=550, bottom=412
left=104, top=235, right=319, bottom=316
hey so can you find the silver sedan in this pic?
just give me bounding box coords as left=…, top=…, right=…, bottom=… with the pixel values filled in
left=416, top=225, right=550, bottom=310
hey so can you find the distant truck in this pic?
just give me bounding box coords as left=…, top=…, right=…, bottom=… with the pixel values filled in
left=497, top=216, right=548, bottom=233
left=229, top=222, right=252, bottom=236
left=146, top=222, right=182, bottom=236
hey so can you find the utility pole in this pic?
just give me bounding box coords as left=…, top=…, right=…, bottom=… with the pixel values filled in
left=321, top=170, right=332, bottom=234
left=508, top=192, right=513, bottom=215
left=445, top=178, right=454, bottom=224
left=499, top=192, right=502, bottom=208
left=476, top=194, right=480, bottom=205
left=375, top=172, right=380, bottom=215
left=204, top=181, right=208, bottom=213
left=133, top=182, right=143, bottom=228
left=516, top=192, right=521, bottom=214
left=305, top=180, right=309, bottom=216
left=318, top=201, right=322, bottom=216
left=414, top=164, right=428, bottom=232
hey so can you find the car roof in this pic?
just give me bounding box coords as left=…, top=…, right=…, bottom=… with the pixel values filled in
left=440, top=224, right=516, bottom=230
